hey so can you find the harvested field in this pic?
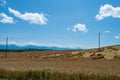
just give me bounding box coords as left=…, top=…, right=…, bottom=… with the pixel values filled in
left=0, top=50, right=120, bottom=76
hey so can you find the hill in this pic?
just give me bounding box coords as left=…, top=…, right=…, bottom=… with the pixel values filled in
left=79, top=44, right=120, bottom=59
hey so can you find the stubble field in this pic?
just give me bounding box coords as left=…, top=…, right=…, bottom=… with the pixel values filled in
left=0, top=50, right=120, bottom=75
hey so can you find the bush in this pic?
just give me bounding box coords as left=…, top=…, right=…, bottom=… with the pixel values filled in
left=91, top=54, right=104, bottom=60
left=97, top=54, right=104, bottom=59
left=114, top=55, right=120, bottom=60
left=112, top=48, right=119, bottom=51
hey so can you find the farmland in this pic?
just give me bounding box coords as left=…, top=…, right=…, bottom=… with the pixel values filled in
left=0, top=44, right=120, bottom=79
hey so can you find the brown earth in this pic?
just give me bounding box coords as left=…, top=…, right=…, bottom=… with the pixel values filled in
left=0, top=50, right=120, bottom=76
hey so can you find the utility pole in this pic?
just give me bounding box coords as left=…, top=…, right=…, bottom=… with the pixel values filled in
left=98, top=32, right=100, bottom=52
left=5, top=37, right=8, bottom=57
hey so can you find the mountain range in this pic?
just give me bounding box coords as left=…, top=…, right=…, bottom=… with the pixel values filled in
left=0, top=44, right=82, bottom=51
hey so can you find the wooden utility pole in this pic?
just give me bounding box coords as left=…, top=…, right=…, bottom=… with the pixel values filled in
left=98, top=32, right=100, bottom=52
left=5, top=37, right=8, bottom=57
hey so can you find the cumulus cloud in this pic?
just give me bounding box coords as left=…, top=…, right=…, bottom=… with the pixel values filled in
left=8, top=7, right=47, bottom=25
left=115, top=34, right=120, bottom=39
left=0, top=0, right=6, bottom=6
left=72, top=23, right=88, bottom=33
left=0, top=13, right=15, bottom=24
left=96, top=4, right=120, bottom=20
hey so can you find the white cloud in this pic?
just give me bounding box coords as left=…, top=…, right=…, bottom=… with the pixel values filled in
left=96, top=4, right=120, bottom=20
left=0, top=0, right=6, bottom=6
left=8, top=7, right=47, bottom=25
left=115, top=36, right=119, bottom=39
left=72, top=23, right=88, bottom=33
left=115, top=34, right=120, bottom=39
left=105, top=30, right=110, bottom=33
left=0, top=13, right=15, bottom=24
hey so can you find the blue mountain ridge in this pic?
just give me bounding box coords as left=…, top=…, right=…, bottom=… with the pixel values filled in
left=0, top=44, right=82, bottom=50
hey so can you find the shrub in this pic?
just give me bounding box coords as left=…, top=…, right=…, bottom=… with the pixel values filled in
left=112, top=48, right=119, bottom=51
left=91, top=54, right=104, bottom=60
left=97, top=54, right=104, bottom=59
left=114, top=55, right=120, bottom=60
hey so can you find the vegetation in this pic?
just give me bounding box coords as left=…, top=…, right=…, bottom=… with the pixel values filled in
left=0, top=69, right=120, bottom=80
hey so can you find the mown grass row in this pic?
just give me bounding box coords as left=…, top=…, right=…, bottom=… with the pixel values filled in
left=0, top=69, right=120, bottom=80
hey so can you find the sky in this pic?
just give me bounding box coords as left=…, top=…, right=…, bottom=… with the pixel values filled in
left=0, top=0, right=120, bottom=49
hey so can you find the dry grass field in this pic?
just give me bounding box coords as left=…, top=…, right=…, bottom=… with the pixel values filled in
left=0, top=44, right=120, bottom=77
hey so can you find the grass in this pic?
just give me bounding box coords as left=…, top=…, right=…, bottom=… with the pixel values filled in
left=97, top=45, right=120, bottom=59
left=0, top=69, right=120, bottom=80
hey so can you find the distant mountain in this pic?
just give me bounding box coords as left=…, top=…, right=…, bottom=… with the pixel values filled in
left=0, top=44, right=82, bottom=51
left=0, top=44, right=21, bottom=50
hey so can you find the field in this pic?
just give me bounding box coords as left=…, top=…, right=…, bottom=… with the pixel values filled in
left=0, top=45, right=120, bottom=79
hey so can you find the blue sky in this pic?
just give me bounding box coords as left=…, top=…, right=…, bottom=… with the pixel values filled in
left=0, top=0, right=120, bottom=49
